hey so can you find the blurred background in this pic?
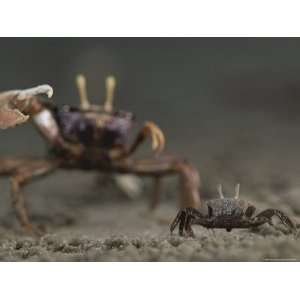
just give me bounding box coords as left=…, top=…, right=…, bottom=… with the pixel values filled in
left=1, top=38, right=300, bottom=219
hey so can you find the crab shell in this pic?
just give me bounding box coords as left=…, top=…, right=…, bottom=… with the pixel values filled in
left=195, top=197, right=259, bottom=229
left=203, top=197, right=250, bottom=218
left=51, top=105, right=135, bottom=148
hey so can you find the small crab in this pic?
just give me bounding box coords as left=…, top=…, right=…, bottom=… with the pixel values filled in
left=170, top=184, right=296, bottom=237
left=0, top=74, right=201, bottom=235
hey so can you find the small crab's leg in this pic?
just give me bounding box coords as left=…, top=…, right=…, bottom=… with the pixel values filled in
left=170, top=210, right=185, bottom=234
left=254, top=209, right=296, bottom=232
left=110, top=155, right=201, bottom=210
left=184, top=215, right=195, bottom=237
left=170, top=209, right=188, bottom=236
left=170, top=208, right=203, bottom=237
left=245, top=205, right=256, bottom=218
left=179, top=211, right=188, bottom=236
left=7, top=159, right=61, bottom=235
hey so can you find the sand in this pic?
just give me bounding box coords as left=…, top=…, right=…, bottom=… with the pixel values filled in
left=0, top=170, right=299, bottom=261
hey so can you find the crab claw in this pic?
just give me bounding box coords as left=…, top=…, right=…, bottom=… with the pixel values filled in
left=0, top=84, right=53, bottom=129
left=0, top=109, right=30, bottom=129
left=16, top=84, right=54, bottom=101
left=144, top=121, right=165, bottom=155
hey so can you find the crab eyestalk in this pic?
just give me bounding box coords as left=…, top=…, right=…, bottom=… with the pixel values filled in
left=234, top=183, right=240, bottom=199
left=217, top=184, right=224, bottom=199
left=104, top=75, right=116, bottom=113
left=76, top=74, right=90, bottom=110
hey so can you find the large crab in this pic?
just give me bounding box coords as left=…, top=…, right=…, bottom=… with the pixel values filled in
left=170, top=184, right=296, bottom=237
left=0, top=74, right=201, bottom=235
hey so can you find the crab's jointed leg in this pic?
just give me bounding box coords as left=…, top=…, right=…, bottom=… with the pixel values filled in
left=244, top=205, right=256, bottom=218
left=170, top=207, right=204, bottom=237
left=254, top=209, right=296, bottom=233
left=149, top=176, right=162, bottom=211
left=0, top=157, right=60, bottom=235
left=124, top=121, right=166, bottom=158
left=110, top=155, right=201, bottom=210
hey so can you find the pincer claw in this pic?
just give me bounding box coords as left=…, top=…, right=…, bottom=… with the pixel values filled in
left=17, top=84, right=54, bottom=101
left=144, top=121, right=166, bottom=155
left=0, top=84, right=53, bottom=129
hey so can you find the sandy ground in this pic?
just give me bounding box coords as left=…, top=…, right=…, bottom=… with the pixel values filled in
left=0, top=169, right=299, bottom=262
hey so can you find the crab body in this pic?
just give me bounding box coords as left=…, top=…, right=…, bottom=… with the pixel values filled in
left=170, top=184, right=296, bottom=237
left=53, top=106, right=134, bottom=149
left=190, top=197, right=266, bottom=230
left=0, top=74, right=201, bottom=235
left=196, top=198, right=255, bottom=229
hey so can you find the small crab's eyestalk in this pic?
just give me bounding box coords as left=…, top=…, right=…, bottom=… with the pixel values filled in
left=217, top=184, right=224, bottom=199
left=104, top=75, right=116, bottom=113
left=234, top=183, right=240, bottom=199
left=76, top=74, right=90, bottom=110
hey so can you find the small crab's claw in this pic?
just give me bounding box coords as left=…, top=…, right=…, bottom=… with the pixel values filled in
left=0, top=84, right=53, bottom=129
left=144, top=121, right=166, bottom=155
left=255, top=209, right=297, bottom=234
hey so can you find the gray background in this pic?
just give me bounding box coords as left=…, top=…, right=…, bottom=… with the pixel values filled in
left=0, top=38, right=300, bottom=261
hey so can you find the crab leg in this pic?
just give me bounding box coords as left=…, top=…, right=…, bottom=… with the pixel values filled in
left=170, top=208, right=204, bottom=237
left=244, top=205, right=256, bottom=218
left=179, top=211, right=188, bottom=236
left=170, top=210, right=185, bottom=233
left=110, top=155, right=201, bottom=210
left=254, top=209, right=296, bottom=232
left=185, top=215, right=196, bottom=237
left=0, top=158, right=60, bottom=235
left=123, top=121, right=166, bottom=158
left=148, top=176, right=162, bottom=211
